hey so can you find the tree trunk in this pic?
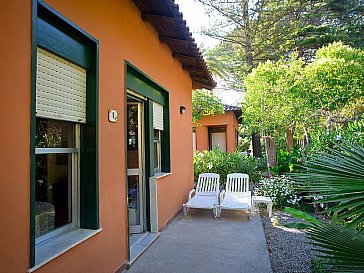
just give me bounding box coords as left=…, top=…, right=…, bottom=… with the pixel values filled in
left=286, top=126, right=294, bottom=154
left=252, top=132, right=262, bottom=158
left=241, top=0, right=253, bottom=70
left=264, top=136, right=277, bottom=172
left=302, top=126, right=310, bottom=152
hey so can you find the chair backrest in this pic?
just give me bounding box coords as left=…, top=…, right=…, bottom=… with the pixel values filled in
left=226, top=173, right=249, bottom=193
left=196, top=173, right=220, bottom=195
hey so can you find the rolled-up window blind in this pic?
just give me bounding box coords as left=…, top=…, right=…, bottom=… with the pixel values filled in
left=36, top=47, right=86, bottom=123
left=153, top=102, right=164, bottom=131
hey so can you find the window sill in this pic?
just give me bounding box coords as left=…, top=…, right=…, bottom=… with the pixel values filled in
left=154, top=172, right=172, bottom=179
left=29, top=228, right=102, bottom=272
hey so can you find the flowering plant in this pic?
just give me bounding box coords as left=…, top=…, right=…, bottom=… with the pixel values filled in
left=254, top=175, right=301, bottom=208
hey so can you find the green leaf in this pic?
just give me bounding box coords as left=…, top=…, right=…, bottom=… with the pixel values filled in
left=284, top=207, right=322, bottom=226
left=283, top=222, right=313, bottom=229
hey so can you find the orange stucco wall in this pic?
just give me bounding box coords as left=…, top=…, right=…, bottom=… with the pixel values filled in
left=0, top=1, right=194, bottom=273
left=0, top=1, right=32, bottom=272
left=195, top=111, right=239, bottom=153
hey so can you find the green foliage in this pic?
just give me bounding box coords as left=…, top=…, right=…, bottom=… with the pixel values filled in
left=284, top=207, right=322, bottom=226
left=285, top=143, right=364, bottom=271
left=193, top=148, right=260, bottom=188
left=301, top=42, right=364, bottom=123
left=271, top=149, right=302, bottom=175
left=254, top=176, right=301, bottom=208
left=241, top=43, right=364, bottom=166
left=307, top=224, right=364, bottom=272
left=292, top=143, right=364, bottom=229
left=192, top=90, right=224, bottom=123
left=307, top=120, right=364, bottom=154
left=198, top=0, right=364, bottom=91
left=311, top=258, right=332, bottom=273
left=237, top=125, right=252, bottom=152
left=242, top=55, right=305, bottom=136
left=204, top=45, right=246, bottom=91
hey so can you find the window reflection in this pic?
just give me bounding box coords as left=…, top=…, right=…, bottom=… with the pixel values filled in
left=35, top=154, right=72, bottom=238
left=127, top=105, right=139, bottom=169
left=36, top=118, right=74, bottom=148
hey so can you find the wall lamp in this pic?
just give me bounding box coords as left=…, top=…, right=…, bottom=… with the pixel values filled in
left=180, top=105, right=186, bottom=114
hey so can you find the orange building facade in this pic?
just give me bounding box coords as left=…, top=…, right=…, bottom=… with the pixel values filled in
left=194, top=106, right=241, bottom=153
left=0, top=1, right=215, bottom=272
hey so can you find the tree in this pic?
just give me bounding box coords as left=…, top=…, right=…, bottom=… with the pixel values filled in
left=295, top=0, right=364, bottom=59
left=192, top=89, right=224, bottom=123
left=299, top=42, right=364, bottom=147
left=199, top=0, right=364, bottom=80
left=197, top=0, right=299, bottom=157
left=198, top=0, right=303, bottom=84
left=242, top=55, right=305, bottom=170
left=241, top=43, right=364, bottom=168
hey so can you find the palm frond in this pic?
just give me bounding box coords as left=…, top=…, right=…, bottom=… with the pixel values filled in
left=307, top=223, right=364, bottom=272
left=291, top=142, right=364, bottom=227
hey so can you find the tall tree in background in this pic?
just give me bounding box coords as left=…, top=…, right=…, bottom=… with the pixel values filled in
left=200, top=0, right=364, bottom=79
left=198, top=0, right=364, bottom=157
left=200, top=0, right=299, bottom=88
left=198, top=0, right=306, bottom=157
left=295, top=0, right=364, bottom=59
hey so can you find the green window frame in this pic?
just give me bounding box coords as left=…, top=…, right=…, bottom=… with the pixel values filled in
left=30, top=0, right=99, bottom=267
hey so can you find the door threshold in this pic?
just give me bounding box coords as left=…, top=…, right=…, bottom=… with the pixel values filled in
left=127, top=232, right=160, bottom=267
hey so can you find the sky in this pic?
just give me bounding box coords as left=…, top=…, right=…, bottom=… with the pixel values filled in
left=174, top=0, right=218, bottom=48
left=174, top=0, right=244, bottom=106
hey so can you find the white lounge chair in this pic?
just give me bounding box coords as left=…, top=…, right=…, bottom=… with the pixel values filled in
left=183, top=173, right=220, bottom=218
left=218, top=173, right=252, bottom=219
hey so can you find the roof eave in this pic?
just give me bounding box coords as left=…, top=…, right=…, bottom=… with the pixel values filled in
left=131, top=0, right=216, bottom=89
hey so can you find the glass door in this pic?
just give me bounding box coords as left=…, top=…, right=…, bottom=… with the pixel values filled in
left=127, top=98, right=145, bottom=234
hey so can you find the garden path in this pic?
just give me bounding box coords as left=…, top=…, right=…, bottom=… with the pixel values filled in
left=124, top=209, right=273, bottom=273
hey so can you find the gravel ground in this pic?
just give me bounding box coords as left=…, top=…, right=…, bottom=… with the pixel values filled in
left=261, top=210, right=315, bottom=273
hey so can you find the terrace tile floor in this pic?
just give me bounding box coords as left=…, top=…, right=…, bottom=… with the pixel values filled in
left=124, top=209, right=273, bottom=273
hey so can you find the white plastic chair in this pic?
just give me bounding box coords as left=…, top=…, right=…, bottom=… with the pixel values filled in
left=183, top=173, right=220, bottom=218
left=218, top=173, right=252, bottom=219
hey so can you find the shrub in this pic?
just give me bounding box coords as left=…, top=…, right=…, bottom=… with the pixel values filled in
left=254, top=175, right=301, bottom=208
left=193, top=148, right=261, bottom=188
left=271, top=148, right=303, bottom=175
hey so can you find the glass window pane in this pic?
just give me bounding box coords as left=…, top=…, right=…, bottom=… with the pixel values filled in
left=35, top=153, right=72, bottom=238
left=127, top=105, right=139, bottom=169
left=128, top=175, right=140, bottom=226
left=154, top=130, right=161, bottom=172
left=154, top=142, right=158, bottom=170
left=36, top=118, right=75, bottom=148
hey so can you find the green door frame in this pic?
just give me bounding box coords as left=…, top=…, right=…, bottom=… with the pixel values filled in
left=124, top=62, right=170, bottom=260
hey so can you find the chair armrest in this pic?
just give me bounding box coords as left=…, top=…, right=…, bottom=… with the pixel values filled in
left=188, top=189, right=196, bottom=201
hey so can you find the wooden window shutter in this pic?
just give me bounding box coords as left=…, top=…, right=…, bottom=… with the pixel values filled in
left=153, top=102, right=164, bottom=131
left=36, top=48, right=86, bottom=123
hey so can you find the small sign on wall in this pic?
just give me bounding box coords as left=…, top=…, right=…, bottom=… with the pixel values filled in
left=108, top=109, right=118, bottom=123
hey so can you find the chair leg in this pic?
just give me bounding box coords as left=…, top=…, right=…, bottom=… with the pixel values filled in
left=268, top=202, right=272, bottom=217
left=217, top=206, right=221, bottom=218
left=248, top=208, right=251, bottom=220
left=183, top=204, right=188, bottom=216
left=213, top=207, right=217, bottom=218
